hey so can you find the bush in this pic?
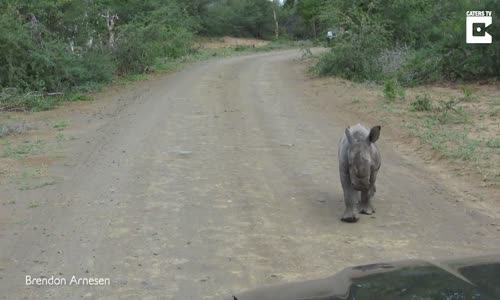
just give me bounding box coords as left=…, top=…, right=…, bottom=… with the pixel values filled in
left=201, top=0, right=275, bottom=39
left=115, top=22, right=193, bottom=74
left=434, top=99, right=469, bottom=124
left=410, top=95, right=432, bottom=111
left=69, top=50, right=115, bottom=86
left=0, top=11, right=35, bottom=91
left=314, top=0, right=500, bottom=85
left=0, top=1, right=196, bottom=111
left=28, top=39, right=115, bottom=92
left=377, top=46, right=412, bottom=79
left=0, top=9, right=115, bottom=97
left=313, top=15, right=389, bottom=81
left=396, top=48, right=443, bottom=86
left=383, top=79, right=405, bottom=101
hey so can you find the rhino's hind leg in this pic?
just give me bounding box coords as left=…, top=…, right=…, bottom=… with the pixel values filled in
left=359, top=186, right=376, bottom=215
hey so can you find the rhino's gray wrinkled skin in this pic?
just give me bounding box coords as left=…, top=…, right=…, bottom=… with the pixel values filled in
left=338, top=124, right=381, bottom=223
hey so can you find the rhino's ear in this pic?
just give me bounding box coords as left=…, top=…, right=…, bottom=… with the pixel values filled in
left=368, top=126, right=381, bottom=143
left=345, top=127, right=353, bottom=144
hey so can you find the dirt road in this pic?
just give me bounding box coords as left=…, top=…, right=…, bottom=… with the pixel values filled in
left=1, top=50, right=499, bottom=299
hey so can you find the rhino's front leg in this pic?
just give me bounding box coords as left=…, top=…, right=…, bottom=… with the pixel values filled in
left=359, top=170, right=378, bottom=215
left=359, top=187, right=375, bottom=215
left=340, top=171, right=358, bottom=223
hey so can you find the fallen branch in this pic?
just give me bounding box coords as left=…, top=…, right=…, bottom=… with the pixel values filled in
left=45, top=92, right=64, bottom=96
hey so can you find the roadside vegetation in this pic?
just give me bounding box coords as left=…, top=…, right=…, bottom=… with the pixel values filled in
left=0, top=0, right=304, bottom=112
left=365, top=84, right=499, bottom=187
left=0, top=0, right=498, bottom=190
left=289, top=0, right=500, bottom=188
left=309, top=0, right=500, bottom=86
left=0, top=0, right=308, bottom=191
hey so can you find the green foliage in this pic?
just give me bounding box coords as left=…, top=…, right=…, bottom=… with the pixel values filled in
left=486, top=138, right=500, bottom=149
left=434, top=99, right=469, bottom=124
left=314, top=0, right=500, bottom=85
left=489, top=108, right=500, bottom=117
left=0, top=0, right=200, bottom=111
left=396, top=48, right=443, bottom=86
left=462, top=87, right=473, bottom=98
left=409, top=118, right=480, bottom=161
left=383, top=79, right=405, bottom=101
left=314, top=12, right=390, bottom=81
left=2, top=140, right=45, bottom=158
left=114, top=21, right=192, bottom=73
left=201, top=0, right=275, bottom=39
left=53, top=120, right=68, bottom=130
left=0, top=9, right=33, bottom=91
left=410, top=95, right=432, bottom=111
left=460, top=86, right=476, bottom=102
left=1, top=0, right=293, bottom=111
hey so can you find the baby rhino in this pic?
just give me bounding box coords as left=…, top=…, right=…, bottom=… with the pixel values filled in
left=338, top=124, right=381, bottom=223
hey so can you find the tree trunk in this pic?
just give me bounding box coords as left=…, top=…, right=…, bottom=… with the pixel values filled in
left=272, top=7, right=279, bottom=40
left=101, top=10, right=119, bottom=49
left=30, top=14, right=42, bottom=44
left=312, top=18, right=317, bottom=39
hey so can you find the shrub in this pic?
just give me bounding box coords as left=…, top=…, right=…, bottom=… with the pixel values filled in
left=460, top=87, right=475, bottom=102
left=410, top=95, right=432, bottom=111
left=377, top=46, right=412, bottom=79
left=383, top=78, right=405, bottom=101
left=315, top=0, right=500, bottom=85
left=0, top=7, right=116, bottom=109
left=0, top=11, right=36, bottom=91
left=115, top=22, right=193, bottom=74
left=313, top=15, right=389, bottom=81
left=396, top=48, right=443, bottom=86
left=434, top=99, right=469, bottom=124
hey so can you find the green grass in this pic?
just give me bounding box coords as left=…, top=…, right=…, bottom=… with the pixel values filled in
left=434, top=99, right=470, bottom=124
left=486, top=138, right=500, bottom=148
left=19, top=168, right=42, bottom=178
left=53, top=120, right=69, bottom=130
left=2, top=140, right=44, bottom=158
left=410, top=94, right=432, bottom=111
left=121, top=73, right=149, bottom=83
left=56, top=133, right=65, bottom=142
left=383, top=79, right=405, bottom=101
left=461, top=86, right=475, bottom=101
left=351, top=97, right=361, bottom=104
left=488, top=108, right=499, bottom=117
left=407, top=118, right=480, bottom=161
left=67, top=93, right=93, bottom=101
left=379, top=102, right=398, bottom=113
left=19, top=180, right=56, bottom=191
left=13, top=168, right=58, bottom=191
left=448, top=138, right=481, bottom=160
left=28, top=201, right=40, bottom=208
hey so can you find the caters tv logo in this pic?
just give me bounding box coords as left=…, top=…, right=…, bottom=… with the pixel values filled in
left=466, top=11, right=492, bottom=44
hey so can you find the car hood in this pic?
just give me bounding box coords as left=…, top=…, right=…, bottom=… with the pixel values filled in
left=228, top=254, right=500, bottom=300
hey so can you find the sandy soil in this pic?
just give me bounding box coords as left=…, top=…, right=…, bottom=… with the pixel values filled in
left=0, top=50, right=499, bottom=299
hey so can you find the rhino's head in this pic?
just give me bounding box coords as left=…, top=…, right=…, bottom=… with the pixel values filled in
left=345, top=126, right=381, bottom=191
